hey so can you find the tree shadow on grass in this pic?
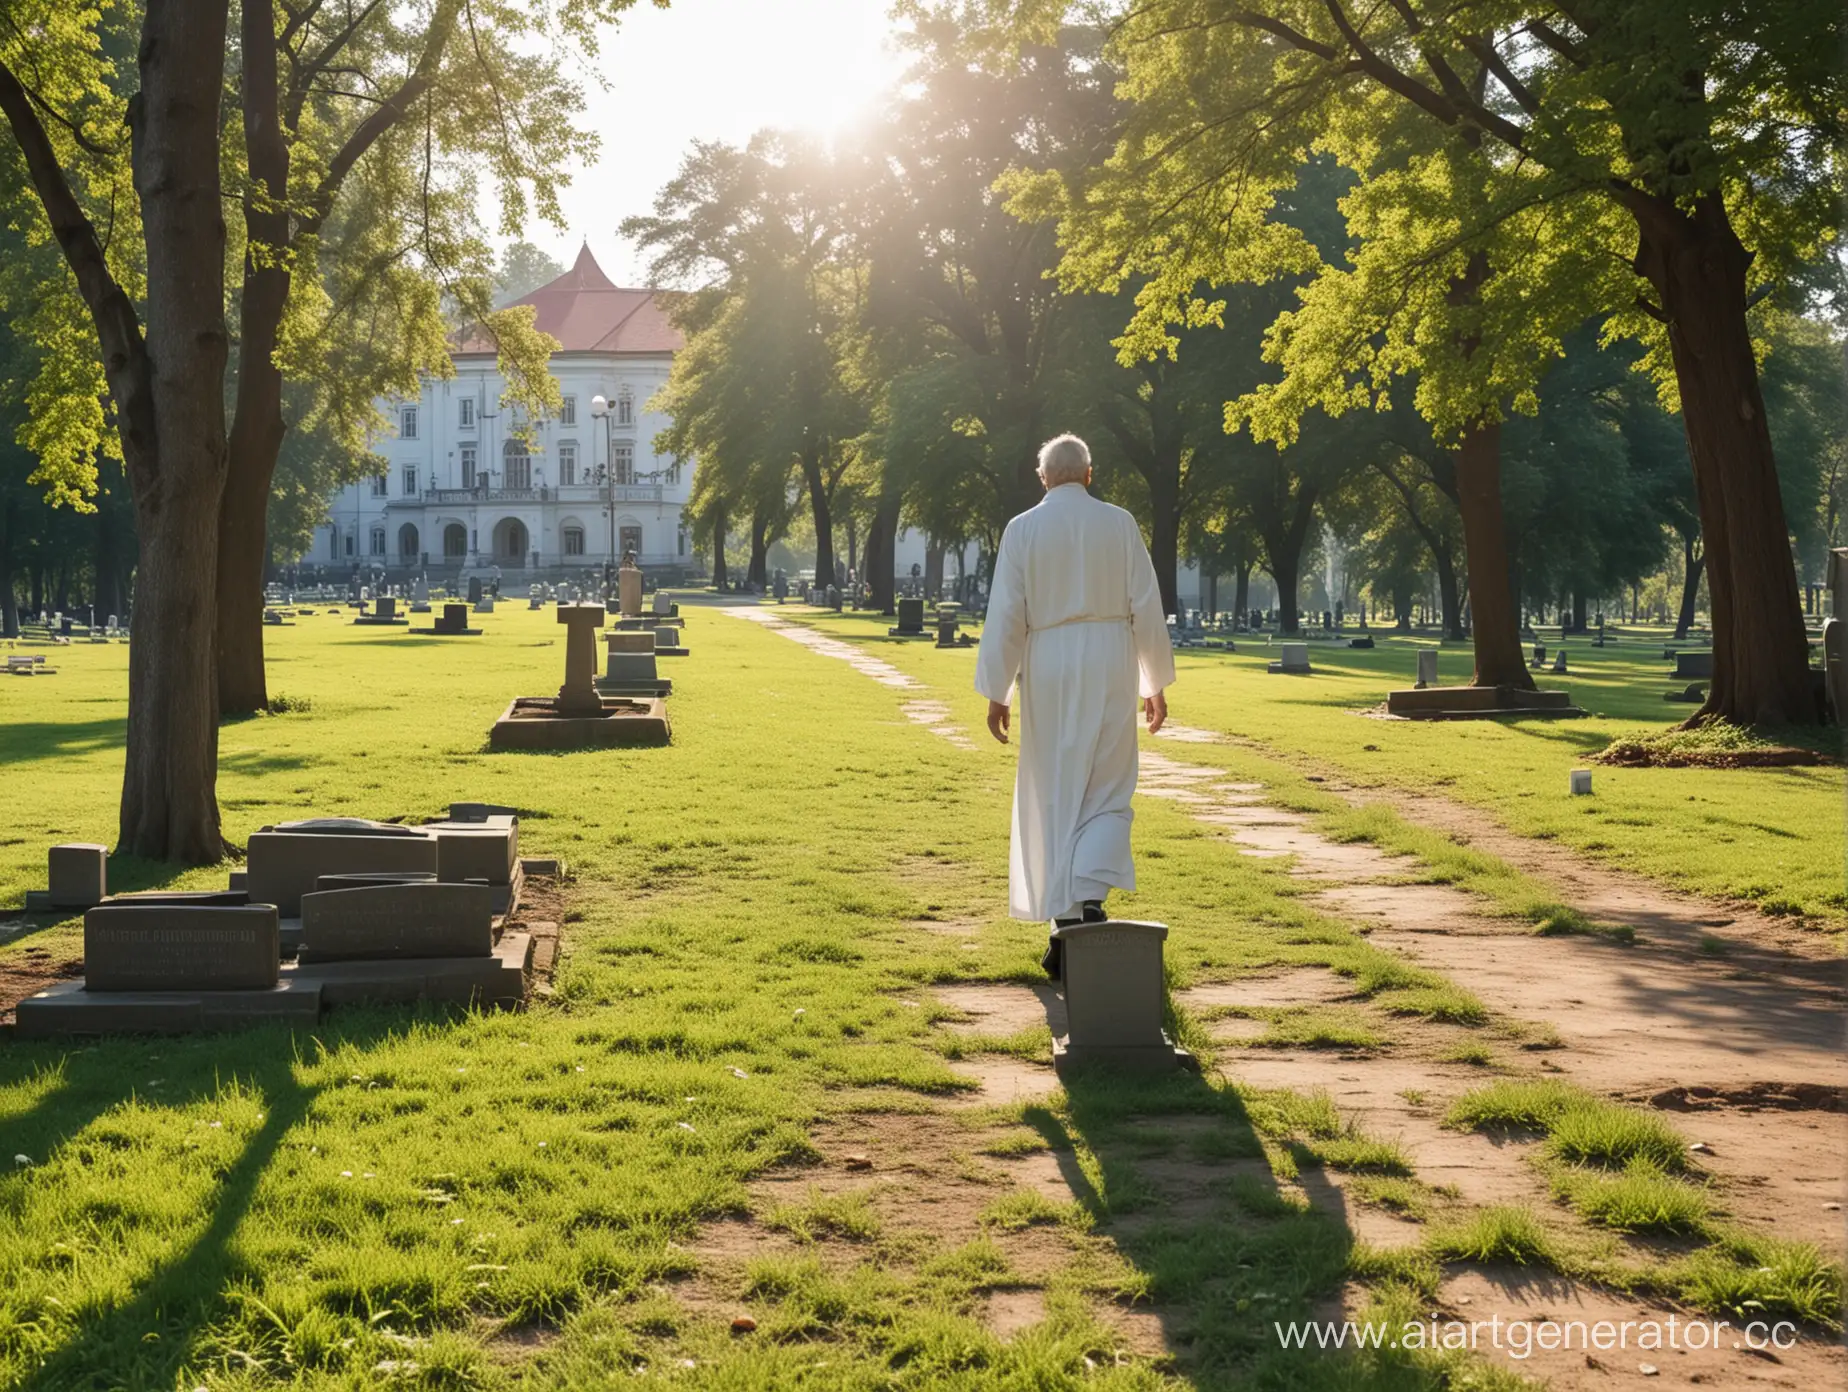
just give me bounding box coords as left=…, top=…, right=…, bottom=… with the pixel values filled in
left=0, top=719, right=125, bottom=766
left=7, top=1014, right=426, bottom=1391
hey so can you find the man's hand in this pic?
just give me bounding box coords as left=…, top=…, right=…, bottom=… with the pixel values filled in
left=1144, top=690, right=1168, bottom=735
left=987, top=699, right=1011, bottom=744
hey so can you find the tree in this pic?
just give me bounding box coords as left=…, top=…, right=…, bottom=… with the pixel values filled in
left=1, top=0, right=233, bottom=860
left=628, top=132, right=868, bottom=590
left=495, top=242, right=567, bottom=307
left=1014, top=0, right=1842, bottom=723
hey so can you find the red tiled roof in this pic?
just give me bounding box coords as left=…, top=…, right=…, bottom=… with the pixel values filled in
left=453, top=245, right=682, bottom=355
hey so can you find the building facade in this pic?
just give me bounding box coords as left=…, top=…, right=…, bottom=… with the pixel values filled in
left=313, top=247, right=698, bottom=581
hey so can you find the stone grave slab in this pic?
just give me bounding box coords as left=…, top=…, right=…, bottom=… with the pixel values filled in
left=1385, top=685, right=1585, bottom=720
left=597, top=633, right=671, bottom=697
left=48, top=843, right=108, bottom=909
left=246, top=829, right=439, bottom=918
left=289, top=930, right=532, bottom=1008
left=1267, top=642, right=1311, bottom=675
left=15, top=978, right=321, bottom=1039
left=652, top=625, right=688, bottom=658
left=299, top=882, right=493, bottom=962
left=489, top=697, right=669, bottom=749
left=1673, top=650, right=1714, bottom=680
left=1415, top=650, right=1438, bottom=689
left=416, top=602, right=481, bottom=636
left=889, top=597, right=928, bottom=638
left=1050, top=920, right=1193, bottom=1074
left=84, top=903, right=280, bottom=991
left=421, top=817, right=520, bottom=886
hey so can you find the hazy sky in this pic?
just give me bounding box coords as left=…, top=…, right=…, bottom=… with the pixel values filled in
left=525, top=0, right=908, bottom=285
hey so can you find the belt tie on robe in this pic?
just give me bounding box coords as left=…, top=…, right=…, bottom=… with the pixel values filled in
left=1027, top=614, right=1129, bottom=634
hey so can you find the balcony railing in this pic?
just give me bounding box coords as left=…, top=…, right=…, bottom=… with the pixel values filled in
left=410, top=484, right=665, bottom=505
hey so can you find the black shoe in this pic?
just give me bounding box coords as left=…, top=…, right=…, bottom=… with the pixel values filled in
left=1040, top=935, right=1064, bottom=981
left=1081, top=900, right=1107, bottom=923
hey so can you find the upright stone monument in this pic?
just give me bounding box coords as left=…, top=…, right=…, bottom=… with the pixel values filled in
left=889, top=597, right=928, bottom=639
left=1267, top=642, right=1311, bottom=675
left=598, top=630, right=671, bottom=697
left=1415, top=649, right=1438, bottom=689
left=555, top=604, right=607, bottom=716
left=619, top=557, right=643, bottom=617
left=1050, top=920, right=1193, bottom=1074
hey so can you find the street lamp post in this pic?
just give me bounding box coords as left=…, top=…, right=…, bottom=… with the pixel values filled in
left=592, top=394, right=617, bottom=589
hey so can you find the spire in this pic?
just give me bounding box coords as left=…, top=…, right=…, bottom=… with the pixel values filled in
left=565, top=243, right=614, bottom=291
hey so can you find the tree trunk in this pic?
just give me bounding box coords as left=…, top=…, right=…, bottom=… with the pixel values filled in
left=800, top=446, right=834, bottom=591
left=924, top=540, right=944, bottom=600
left=1633, top=194, right=1814, bottom=725
left=845, top=512, right=858, bottom=577
left=1204, top=570, right=1216, bottom=618
left=0, top=496, right=16, bottom=638
left=1434, top=546, right=1465, bottom=640
left=1267, top=548, right=1302, bottom=636
left=1148, top=474, right=1182, bottom=619
left=1453, top=420, right=1533, bottom=689
left=1675, top=534, right=1704, bottom=640
left=709, top=498, right=728, bottom=590
left=117, top=0, right=233, bottom=861
left=868, top=487, right=901, bottom=614
left=748, top=510, right=770, bottom=588
left=1233, top=562, right=1250, bottom=622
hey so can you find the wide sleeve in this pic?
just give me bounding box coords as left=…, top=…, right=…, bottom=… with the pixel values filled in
left=974, top=518, right=1029, bottom=704
left=1126, top=514, right=1176, bottom=699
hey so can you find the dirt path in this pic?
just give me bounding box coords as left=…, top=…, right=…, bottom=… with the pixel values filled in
left=687, top=618, right=1847, bottom=1387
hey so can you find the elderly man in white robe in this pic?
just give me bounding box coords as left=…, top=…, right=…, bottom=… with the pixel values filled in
left=974, top=434, right=1176, bottom=979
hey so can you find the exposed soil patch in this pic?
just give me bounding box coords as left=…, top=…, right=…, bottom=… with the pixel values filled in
left=948, top=1055, right=1063, bottom=1108
left=1175, top=968, right=1360, bottom=1011
left=1435, top=1265, right=1847, bottom=1389
left=0, top=944, right=84, bottom=1028
left=933, top=981, right=1066, bottom=1037
left=984, top=1288, right=1046, bottom=1338
left=1643, top=1082, right=1847, bottom=1113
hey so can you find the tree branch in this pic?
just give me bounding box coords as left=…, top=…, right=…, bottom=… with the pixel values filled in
left=1459, top=33, right=1539, bottom=114
left=0, top=52, right=152, bottom=457
left=298, top=0, right=460, bottom=240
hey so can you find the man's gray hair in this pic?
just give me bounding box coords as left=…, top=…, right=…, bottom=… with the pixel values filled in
left=1038, top=433, right=1092, bottom=486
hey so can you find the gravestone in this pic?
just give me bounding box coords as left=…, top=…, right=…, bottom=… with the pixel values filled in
left=599, top=630, right=671, bottom=696
left=619, top=559, right=643, bottom=617
left=299, top=882, right=493, bottom=961
left=412, top=577, right=430, bottom=612
left=1267, top=642, right=1311, bottom=675
left=1569, top=769, right=1593, bottom=796
left=429, top=602, right=477, bottom=635
left=1552, top=650, right=1569, bottom=674
left=651, top=590, right=679, bottom=618
left=556, top=604, right=608, bottom=716
left=1825, top=617, right=1846, bottom=726
left=48, top=843, right=108, bottom=909
left=1531, top=643, right=1547, bottom=668
left=246, top=826, right=439, bottom=919
left=85, top=902, right=280, bottom=991
left=467, top=576, right=484, bottom=605
left=474, top=595, right=495, bottom=614
left=654, top=624, right=688, bottom=657
left=423, top=815, right=520, bottom=892
left=1415, top=650, right=1438, bottom=689
left=1051, top=920, right=1192, bottom=1074
left=1673, top=650, right=1714, bottom=680
left=889, top=597, right=927, bottom=638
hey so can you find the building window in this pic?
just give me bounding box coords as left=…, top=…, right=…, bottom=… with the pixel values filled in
left=371, top=474, right=388, bottom=497
left=331, top=528, right=341, bottom=559
left=616, top=390, right=633, bottom=426
left=443, top=523, right=467, bottom=558
left=343, top=530, right=355, bottom=557
left=459, top=395, right=475, bottom=429
left=614, top=442, right=633, bottom=485
left=677, top=527, right=686, bottom=557
left=402, top=465, right=417, bottom=496
left=563, top=526, right=585, bottom=556
left=503, top=438, right=530, bottom=490
left=460, top=444, right=477, bottom=489
left=400, top=405, right=418, bottom=440
left=559, top=394, right=576, bottom=427
left=558, top=442, right=577, bottom=487
left=619, top=523, right=642, bottom=560
left=370, top=526, right=386, bottom=556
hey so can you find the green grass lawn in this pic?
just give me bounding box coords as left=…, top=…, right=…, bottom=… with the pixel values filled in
left=0, top=602, right=1836, bottom=1389
left=795, top=612, right=1846, bottom=927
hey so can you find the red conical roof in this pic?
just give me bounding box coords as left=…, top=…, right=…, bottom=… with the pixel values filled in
left=454, top=245, right=680, bottom=355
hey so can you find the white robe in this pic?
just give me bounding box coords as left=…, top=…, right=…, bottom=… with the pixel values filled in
left=974, top=483, right=1176, bottom=922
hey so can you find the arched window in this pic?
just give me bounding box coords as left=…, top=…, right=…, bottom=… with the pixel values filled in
left=562, top=526, right=585, bottom=556
left=503, top=438, right=530, bottom=490
left=398, top=523, right=420, bottom=559
left=443, top=523, right=467, bottom=558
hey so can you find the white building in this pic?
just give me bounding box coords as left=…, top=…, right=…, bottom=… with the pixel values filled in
left=314, top=247, right=699, bottom=580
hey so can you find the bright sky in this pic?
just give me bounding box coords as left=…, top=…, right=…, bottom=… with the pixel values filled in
left=527, top=0, right=909, bottom=286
